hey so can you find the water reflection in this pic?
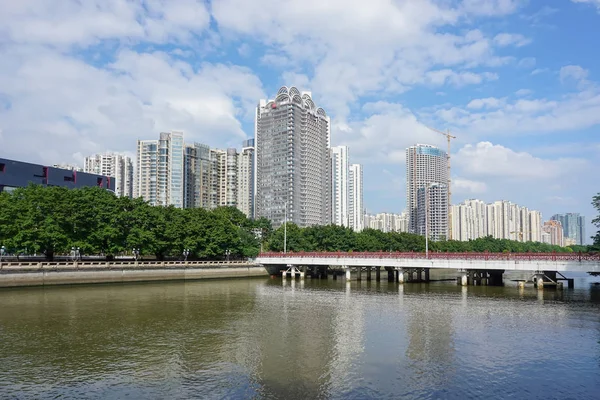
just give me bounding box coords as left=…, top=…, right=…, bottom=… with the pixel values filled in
left=1, top=276, right=600, bottom=399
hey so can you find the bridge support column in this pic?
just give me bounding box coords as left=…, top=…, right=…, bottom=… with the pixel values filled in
left=424, top=268, right=430, bottom=282
left=534, top=273, right=545, bottom=290
left=300, top=266, right=305, bottom=280
left=356, top=267, right=362, bottom=281
left=312, top=266, right=318, bottom=278
left=397, top=268, right=404, bottom=284
left=367, top=267, right=372, bottom=281
left=458, top=270, right=468, bottom=286
left=345, top=267, right=351, bottom=281
left=388, top=269, right=395, bottom=282
left=376, top=267, right=381, bottom=282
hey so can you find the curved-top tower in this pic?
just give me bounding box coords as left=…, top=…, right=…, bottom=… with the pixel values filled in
left=255, top=86, right=331, bottom=228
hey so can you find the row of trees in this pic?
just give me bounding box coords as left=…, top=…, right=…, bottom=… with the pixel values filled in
left=0, top=185, right=271, bottom=260
left=0, top=185, right=592, bottom=260
left=266, top=224, right=571, bottom=254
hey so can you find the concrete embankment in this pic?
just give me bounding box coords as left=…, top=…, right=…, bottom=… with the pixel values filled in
left=0, top=261, right=269, bottom=288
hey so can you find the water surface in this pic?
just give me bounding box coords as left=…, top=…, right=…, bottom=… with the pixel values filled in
left=1, top=274, right=600, bottom=399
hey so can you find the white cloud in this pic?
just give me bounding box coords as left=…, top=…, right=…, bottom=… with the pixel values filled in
left=515, top=89, right=533, bottom=96
left=571, top=0, right=600, bottom=11
left=0, top=46, right=265, bottom=164
left=212, top=0, right=522, bottom=119
left=454, top=142, right=588, bottom=180
left=454, top=178, right=488, bottom=194
left=0, top=0, right=211, bottom=46
left=517, top=57, right=536, bottom=69
left=493, top=33, right=532, bottom=47
left=560, top=65, right=589, bottom=82
left=432, top=84, right=600, bottom=136
left=332, top=102, right=446, bottom=164
left=466, top=97, right=505, bottom=109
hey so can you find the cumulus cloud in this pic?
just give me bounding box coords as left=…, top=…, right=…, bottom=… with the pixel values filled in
left=0, top=46, right=265, bottom=163
left=560, top=65, right=589, bottom=82
left=493, top=33, right=532, bottom=47
left=453, top=178, right=488, bottom=194
left=454, top=142, right=588, bottom=180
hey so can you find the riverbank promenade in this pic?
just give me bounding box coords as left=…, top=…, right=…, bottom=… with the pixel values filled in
left=0, top=260, right=268, bottom=288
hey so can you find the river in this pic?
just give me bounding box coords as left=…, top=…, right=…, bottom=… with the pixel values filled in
left=1, top=274, right=600, bottom=399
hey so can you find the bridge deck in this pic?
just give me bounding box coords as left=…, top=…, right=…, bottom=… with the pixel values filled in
left=256, top=252, right=600, bottom=273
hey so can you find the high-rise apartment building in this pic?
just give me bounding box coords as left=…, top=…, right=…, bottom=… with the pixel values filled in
left=255, top=86, right=331, bottom=228
left=451, top=199, right=543, bottom=242
left=84, top=153, right=133, bottom=197
left=237, top=139, right=255, bottom=218
left=135, top=139, right=158, bottom=204
left=551, top=213, right=586, bottom=245
left=331, top=146, right=349, bottom=227
left=53, top=163, right=83, bottom=171
left=135, top=131, right=184, bottom=207
left=406, top=144, right=449, bottom=240
left=416, top=183, right=448, bottom=240
left=543, top=220, right=564, bottom=246
left=348, top=164, right=364, bottom=232
left=364, top=212, right=408, bottom=233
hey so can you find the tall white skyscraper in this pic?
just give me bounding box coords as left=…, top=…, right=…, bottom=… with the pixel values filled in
left=136, top=131, right=184, bottom=207
left=348, top=163, right=364, bottom=232
left=237, top=139, right=255, bottom=218
left=255, top=86, right=331, bottom=228
left=331, top=146, right=349, bottom=227
left=84, top=153, right=133, bottom=198
left=406, top=144, right=449, bottom=240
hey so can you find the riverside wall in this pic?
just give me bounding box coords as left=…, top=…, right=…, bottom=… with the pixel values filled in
left=0, top=261, right=269, bottom=288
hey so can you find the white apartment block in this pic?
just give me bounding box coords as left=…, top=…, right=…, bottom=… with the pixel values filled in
left=451, top=199, right=543, bottom=242
left=416, top=183, right=448, bottom=241
left=542, top=220, right=564, bottom=246
left=348, top=164, right=364, bottom=232
left=237, top=139, right=255, bottom=218
left=53, top=163, right=83, bottom=172
left=364, top=212, right=408, bottom=233
left=331, top=146, right=349, bottom=227
left=135, top=131, right=184, bottom=207
left=406, top=144, right=449, bottom=239
left=84, top=153, right=133, bottom=197
left=255, top=86, right=331, bottom=228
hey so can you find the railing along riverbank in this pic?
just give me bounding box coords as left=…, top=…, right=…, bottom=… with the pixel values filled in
left=0, top=260, right=268, bottom=288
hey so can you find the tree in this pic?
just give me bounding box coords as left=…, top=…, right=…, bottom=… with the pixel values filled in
left=590, top=193, right=600, bottom=252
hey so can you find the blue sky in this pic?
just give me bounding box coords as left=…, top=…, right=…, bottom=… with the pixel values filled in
left=0, top=0, right=599, bottom=242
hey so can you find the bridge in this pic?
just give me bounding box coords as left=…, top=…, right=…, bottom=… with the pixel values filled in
left=256, top=252, right=600, bottom=288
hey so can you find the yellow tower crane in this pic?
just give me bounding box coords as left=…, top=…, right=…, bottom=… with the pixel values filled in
left=426, top=126, right=457, bottom=240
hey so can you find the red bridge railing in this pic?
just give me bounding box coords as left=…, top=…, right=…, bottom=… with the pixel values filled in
left=258, top=251, right=600, bottom=262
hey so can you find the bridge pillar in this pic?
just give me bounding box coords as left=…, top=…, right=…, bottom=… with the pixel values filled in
left=367, top=267, right=372, bottom=281
left=376, top=267, right=381, bottom=282
left=345, top=267, right=351, bottom=281
left=424, top=268, right=430, bottom=282
left=397, top=268, right=404, bottom=284
left=388, top=269, right=395, bottom=282
left=534, top=273, right=545, bottom=290
left=458, top=271, right=468, bottom=286
left=356, top=267, right=362, bottom=281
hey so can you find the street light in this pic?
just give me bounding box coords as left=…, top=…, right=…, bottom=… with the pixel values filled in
left=183, top=248, right=190, bottom=261
left=284, top=200, right=288, bottom=254
left=225, top=249, right=231, bottom=262
left=132, top=248, right=140, bottom=261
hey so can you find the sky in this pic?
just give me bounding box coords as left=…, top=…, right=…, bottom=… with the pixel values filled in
left=0, top=0, right=599, bottom=243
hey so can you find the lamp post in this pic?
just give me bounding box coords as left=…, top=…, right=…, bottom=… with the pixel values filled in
left=425, top=186, right=429, bottom=258
left=225, top=249, right=231, bottom=262
left=284, top=200, right=288, bottom=254
left=183, top=248, right=190, bottom=261
left=132, top=248, right=140, bottom=261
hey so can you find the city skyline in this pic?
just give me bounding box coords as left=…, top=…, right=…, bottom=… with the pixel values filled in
left=1, top=1, right=598, bottom=243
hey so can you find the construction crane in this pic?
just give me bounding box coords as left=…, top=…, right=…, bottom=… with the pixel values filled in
left=426, top=126, right=457, bottom=240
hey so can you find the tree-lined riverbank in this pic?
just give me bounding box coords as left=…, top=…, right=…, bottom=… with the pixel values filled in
left=0, top=186, right=592, bottom=260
